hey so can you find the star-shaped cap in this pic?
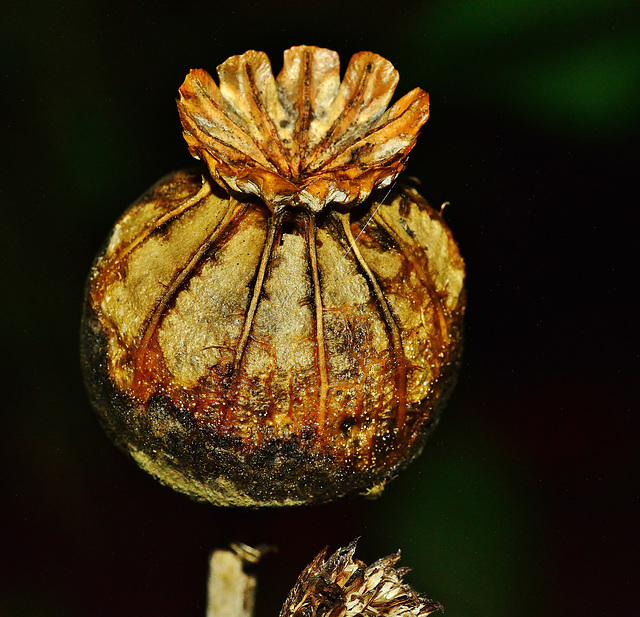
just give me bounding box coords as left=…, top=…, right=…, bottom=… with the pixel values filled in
left=178, top=46, right=429, bottom=213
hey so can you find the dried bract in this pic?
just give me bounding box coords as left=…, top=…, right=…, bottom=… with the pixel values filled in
left=81, top=46, right=465, bottom=506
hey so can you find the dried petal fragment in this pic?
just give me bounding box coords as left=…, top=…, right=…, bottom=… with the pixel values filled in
left=177, top=46, right=429, bottom=213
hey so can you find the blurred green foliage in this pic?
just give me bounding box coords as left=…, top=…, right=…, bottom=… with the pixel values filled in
left=397, top=0, right=639, bottom=136
left=368, top=412, right=541, bottom=617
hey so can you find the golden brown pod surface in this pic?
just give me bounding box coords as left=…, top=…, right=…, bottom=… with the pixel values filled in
left=80, top=47, right=465, bottom=506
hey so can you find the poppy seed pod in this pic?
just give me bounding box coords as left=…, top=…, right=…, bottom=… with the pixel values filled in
left=81, top=46, right=465, bottom=506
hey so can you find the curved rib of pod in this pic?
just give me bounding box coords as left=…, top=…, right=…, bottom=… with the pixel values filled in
left=336, top=210, right=408, bottom=432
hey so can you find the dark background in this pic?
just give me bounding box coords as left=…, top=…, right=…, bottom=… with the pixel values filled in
left=1, top=1, right=637, bottom=616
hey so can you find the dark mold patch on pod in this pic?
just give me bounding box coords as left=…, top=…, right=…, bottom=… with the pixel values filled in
left=81, top=46, right=465, bottom=506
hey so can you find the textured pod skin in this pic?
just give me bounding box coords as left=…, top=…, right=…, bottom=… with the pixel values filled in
left=81, top=168, right=465, bottom=506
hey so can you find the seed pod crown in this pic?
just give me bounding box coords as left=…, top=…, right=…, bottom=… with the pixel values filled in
left=81, top=46, right=464, bottom=506
left=177, top=46, right=429, bottom=213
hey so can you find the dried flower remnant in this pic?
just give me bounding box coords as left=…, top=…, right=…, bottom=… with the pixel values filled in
left=81, top=46, right=465, bottom=507
left=280, top=541, right=442, bottom=617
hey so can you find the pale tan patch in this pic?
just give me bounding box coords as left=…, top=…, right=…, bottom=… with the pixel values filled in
left=250, top=234, right=315, bottom=374
left=101, top=191, right=231, bottom=348
left=158, top=217, right=267, bottom=386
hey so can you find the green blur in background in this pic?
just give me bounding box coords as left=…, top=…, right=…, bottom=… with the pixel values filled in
left=1, top=1, right=637, bottom=616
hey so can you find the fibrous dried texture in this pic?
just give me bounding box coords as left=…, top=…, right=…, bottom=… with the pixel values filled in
left=281, top=540, right=442, bottom=617
left=81, top=47, right=464, bottom=506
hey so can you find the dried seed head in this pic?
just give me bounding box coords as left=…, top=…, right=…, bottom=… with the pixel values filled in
left=81, top=46, right=465, bottom=506
left=280, top=540, right=442, bottom=617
